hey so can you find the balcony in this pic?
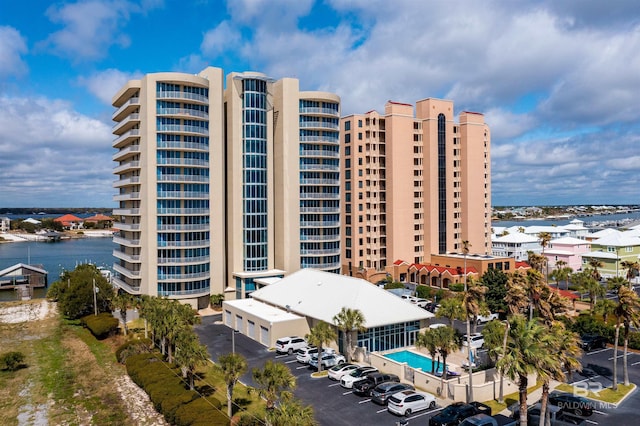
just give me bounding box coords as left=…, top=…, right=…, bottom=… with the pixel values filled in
left=156, top=140, right=209, bottom=151
left=112, top=145, right=140, bottom=162
left=112, top=97, right=140, bottom=121
left=156, top=190, right=209, bottom=199
left=300, top=248, right=341, bottom=256
left=113, top=192, right=141, bottom=201
left=113, top=263, right=141, bottom=278
left=157, top=223, right=209, bottom=231
left=300, top=206, right=341, bottom=213
left=114, top=161, right=140, bottom=174
left=157, top=174, right=209, bottom=183
left=299, top=135, right=340, bottom=143
left=299, top=193, right=340, bottom=200
left=158, top=271, right=210, bottom=281
left=112, top=276, right=141, bottom=294
left=156, top=158, right=208, bottom=167
left=301, top=261, right=341, bottom=270
left=112, top=208, right=140, bottom=216
left=112, top=249, right=141, bottom=263
left=299, top=121, right=340, bottom=130
left=112, top=129, right=140, bottom=148
left=156, top=90, right=208, bottom=104
left=158, top=286, right=211, bottom=298
left=299, top=178, right=340, bottom=186
left=300, top=164, right=339, bottom=171
left=158, top=255, right=210, bottom=265
left=299, top=106, right=340, bottom=117
left=157, top=124, right=209, bottom=136
left=112, top=113, right=140, bottom=134
left=300, top=234, right=340, bottom=241
left=157, top=240, right=209, bottom=248
left=113, top=222, right=140, bottom=231
left=113, top=176, right=140, bottom=188
left=113, top=236, right=141, bottom=247
left=157, top=107, right=208, bottom=120
left=157, top=208, right=209, bottom=215
left=300, top=220, right=340, bottom=227
left=299, top=150, right=340, bottom=158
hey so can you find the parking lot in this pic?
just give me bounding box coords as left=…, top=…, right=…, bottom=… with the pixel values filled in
left=195, top=314, right=448, bottom=425
left=195, top=314, right=637, bottom=426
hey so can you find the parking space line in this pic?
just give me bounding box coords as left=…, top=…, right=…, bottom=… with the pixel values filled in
left=608, top=353, right=633, bottom=360
left=328, top=383, right=341, bottom=387
left=570, top=375, right=601, bottom=385
left=296, top=366, right=308, bottom=370
left=285, top=359, right=298, bottom=364
left=632, top=360, right=640, bottom=366
left=586, top=348, right=611, bottom=355
left=376, top=408, right=387, bottom=413
left=274, top=354, right=289, bottom=359
left=358, top=399, right=371, bottom=404
left=407, top=409, right=436, bottom=420
left=594, top=410, right=607, bottom=415
left=342, top=390, right=353, bottom=395
left=585, top=420, right=598, bottom=425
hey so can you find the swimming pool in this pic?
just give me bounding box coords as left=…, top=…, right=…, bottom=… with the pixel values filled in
left=383, top=350, right=444, bottom=373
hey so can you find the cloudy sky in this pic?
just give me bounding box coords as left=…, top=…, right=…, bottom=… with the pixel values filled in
left=1, top=0, right=639, bottom=208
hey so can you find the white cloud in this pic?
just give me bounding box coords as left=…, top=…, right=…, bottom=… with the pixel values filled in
left=0, top=96, right=114, bottom=207
left=201, top=21, right=242, bottom=57
left=0, top=26, right=28, bottom=77
left=78, top=68, right=142, bottom=105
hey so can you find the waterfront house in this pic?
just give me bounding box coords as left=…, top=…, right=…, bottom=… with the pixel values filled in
left=0, top=216, right=9, bottom=233
left=581, top=230, right=640, bottom=279
left=544, top=236, right=591, bottom=271
left=0, top=263, right=48, bottom=299
left=492, top=232, right=541, bottom=261
left=54, top=214, right=83, bottom=230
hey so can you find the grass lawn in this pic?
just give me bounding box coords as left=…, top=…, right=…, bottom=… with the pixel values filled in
left=482, top=381, right=543, bottom=414
left=555, top=383, right=636, bottom=404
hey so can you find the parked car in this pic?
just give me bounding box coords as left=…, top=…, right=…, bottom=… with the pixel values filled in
left=387, top=390, right=436, bottom=416
left=340, top=366, right=378, bottom=388
left=309, top=353, right=345, bottom=369
left=295, top=346, right=318, bottom=363
left=580, top=334, right=607, bottom=352
left=371, top=382, right=415, bottom=405
left=425, top=302, right=441, bottom=313
left=352, top=372, right=400, bottom=396
left=476, top=312, right=499, bottom=324
left=429, top=322, right=447, bottom=329
left=462, top=333, right=485, bottom=349
left=327, top=363, right=358, bottom=380
left=548, top=391, right=595, bottom=417
left=429, top=401, right=492, bottom=426
left=412, top=298, right=431, bottom=308
left=512, top=403, right=586, bottom=426
left=460, top=413, right=517, bottom=426
left=275, top=336, right=307, bottom=354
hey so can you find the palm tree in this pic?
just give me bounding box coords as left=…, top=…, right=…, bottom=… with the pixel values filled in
left=612, top=285, right=640, bottom=389
left=550, top=262, right=572, bottom=291
left=527, top=251, right=546, bottom=274
left=436, top=295, right=465, bottom=327
left=505, top=272, right=529, bottom=315
left=538, top=232, right=552, bottom=283
left=607, top=276, right=628, bottom=292
left=538, top=322, right=582, bottom=426
left=332, top=307, right=366, bottom=362
left=463, top=279, right=486, bottom=402
left=525, top=269, right=550, bottom=320
left=112, top=292, right=132, bottom=335
left=265, top=397, right=317, bottom=426
left=305, top=321, right=337, bottom=372
left=587, top=258, right=604, bottom=281
left=574, top=271, right=605, bottom=311
left=433, top=325, right=460, bottom=397
left=217, top=353, right=248, bottom=418
left=415, top=328, right=439, bottom=375
left=480, top=319, right=509, bottom=403
left=174, top=330, right=209, bottom=390
left=253, top=360, right=297, bottom=410
left=497, top=315, right=547, bottom=426
left=621, top=260, right=639, bottom=284
left=593, top=299, right=616, bottom=324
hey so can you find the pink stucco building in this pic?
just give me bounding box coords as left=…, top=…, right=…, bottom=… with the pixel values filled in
left=340, top=99, right=491, bottom=281
left=544, top=236, right=591, bottom=271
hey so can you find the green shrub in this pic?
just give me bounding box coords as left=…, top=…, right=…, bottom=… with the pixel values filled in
left=116, top=338, right=153, bottom=364
left=626, top=331, right=640, bottom=350
left=0, top=351, right=27, bottom=371
left=161, top=390, right=199, bottom=424
left=384, top=281, right=405, bottom=290
left=83, top=313, right=119, bottom=339
left=416, top=285, right=433, bottom=299
left=174, top=397, right=226, bottom=426
left=449, top=283, right=465, bottom=292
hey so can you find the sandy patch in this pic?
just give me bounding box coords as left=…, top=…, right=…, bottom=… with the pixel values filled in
left=0, top=300, right=54, bottom=324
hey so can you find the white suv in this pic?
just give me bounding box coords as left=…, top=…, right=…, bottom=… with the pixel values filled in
left=340, top=366, right=378, bottom=388
left=275, top=336, right=307, bottom=354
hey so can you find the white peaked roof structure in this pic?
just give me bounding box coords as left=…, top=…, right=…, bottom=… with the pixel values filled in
left=593, top=232, right=640, bottom=247
left=492, top=233, right=539, bottom=243
left=250, top=268, right=433, bottom=328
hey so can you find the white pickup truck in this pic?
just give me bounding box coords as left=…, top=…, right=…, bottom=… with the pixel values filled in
left=476, top=312, right=499, bottom=324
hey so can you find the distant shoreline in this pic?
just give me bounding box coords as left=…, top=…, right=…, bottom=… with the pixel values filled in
left=0, top=230, right=114, bottom=244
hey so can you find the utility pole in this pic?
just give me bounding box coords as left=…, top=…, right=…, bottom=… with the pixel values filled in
left=93, top=278, right=98, bottom=316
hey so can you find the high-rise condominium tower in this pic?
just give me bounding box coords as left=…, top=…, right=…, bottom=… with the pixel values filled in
left=340, top=99, right=491, bottom=278
left=112, top=67, right=340, bottom=308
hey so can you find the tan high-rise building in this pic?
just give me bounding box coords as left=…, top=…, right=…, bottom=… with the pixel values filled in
left=340, top=99, right=491, bottom=280
left=112, top=67, right=340, bottom=308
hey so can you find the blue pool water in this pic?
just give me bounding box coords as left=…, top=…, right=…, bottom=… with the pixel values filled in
left=384, top=350, right=444, bottom=373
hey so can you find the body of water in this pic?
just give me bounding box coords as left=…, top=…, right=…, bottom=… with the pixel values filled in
left=0, top=237, right=115, bottom=301
left=384, top=350, right=444, bottom=373
left=493, top=210, right=640, bottom=228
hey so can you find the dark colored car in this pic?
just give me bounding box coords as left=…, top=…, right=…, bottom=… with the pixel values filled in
left=371, top=382, right=415, bottom=405
left=549, top=391, right=595, bottom=417
left=580, top=334, right=607, bottom=351
left=352, top=372, right=399, bottom=396
left=429, top=401, right=491, bottom=426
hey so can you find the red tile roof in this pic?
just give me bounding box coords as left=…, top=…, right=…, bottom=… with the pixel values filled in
left=54, top=214, right=83, bottom=223
left=84, top=213, right=112, bottom=222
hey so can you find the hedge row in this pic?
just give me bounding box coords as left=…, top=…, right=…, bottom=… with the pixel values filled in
left=82, top=313, right=119, bottom=339
left=125, top=353, right=228, bottom=425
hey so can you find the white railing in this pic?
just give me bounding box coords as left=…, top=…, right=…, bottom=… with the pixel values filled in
left=300, top=193, right=340, bottom=199
left=156, top=108, right=208, bottom=119
left=157, top=255, right=210, bottom=264
left=157, top=175, right=209, bottom=183
left=112, top=113, right=140, bottom=133
left=299, top=150, right=340, bottom=158
left=112, top=97, right=140, bottom=120
left=112, top=129, right=140, bottom=147
left=156, top=91, right=208, bottom=103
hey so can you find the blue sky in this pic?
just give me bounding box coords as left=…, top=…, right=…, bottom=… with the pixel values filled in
left=1, top=0, right=639, bottom=208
